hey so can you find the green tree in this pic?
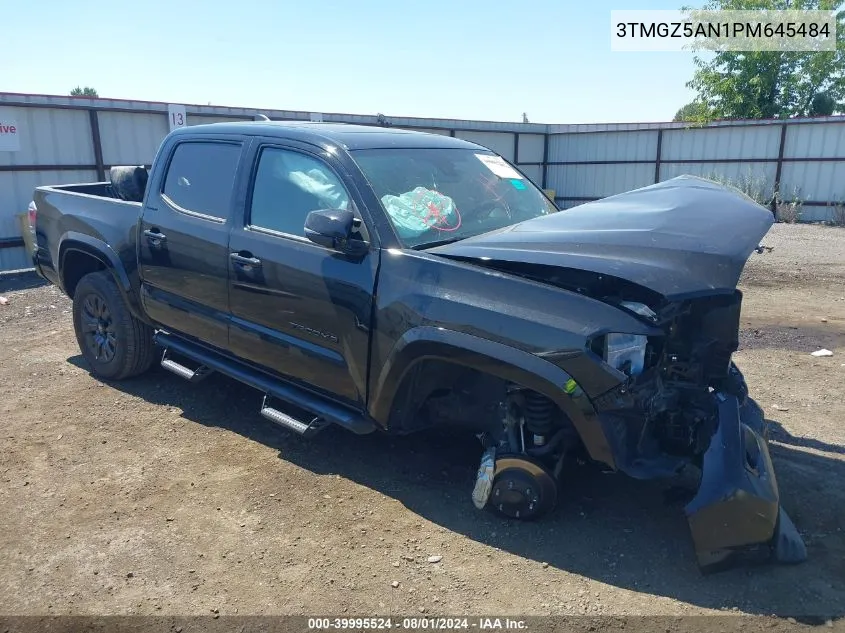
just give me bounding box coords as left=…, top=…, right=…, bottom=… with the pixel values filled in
left=685, top=0, right=844, bottom=119
left=809, top=90, right=836, bottom=114
left=673, top=101, right=711, bottom=121
left=70, top=86, right=98, bottom=97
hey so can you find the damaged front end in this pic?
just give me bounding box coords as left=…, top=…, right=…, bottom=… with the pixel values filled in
left=439, top=176, right=806, bottom=571
left=590, top=291, right=807, bottom=572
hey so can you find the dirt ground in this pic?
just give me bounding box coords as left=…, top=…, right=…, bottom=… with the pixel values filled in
left=0, top=223, right=843, bottom=620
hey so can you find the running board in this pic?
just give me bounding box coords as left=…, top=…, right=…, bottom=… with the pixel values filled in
left=260, top=396, right=328, bottom=437
left=153, top=331, right=376, bottom=436
left=160, top=349, right=213, bottom=383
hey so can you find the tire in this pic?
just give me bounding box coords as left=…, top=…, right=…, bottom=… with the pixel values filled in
left=109, top=165, right=148, bottom=202
left=72, top=271, right=156, bottom=380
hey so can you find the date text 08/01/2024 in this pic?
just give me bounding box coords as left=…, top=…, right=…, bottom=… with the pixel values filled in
left=307, top=617, right=528, bottom=630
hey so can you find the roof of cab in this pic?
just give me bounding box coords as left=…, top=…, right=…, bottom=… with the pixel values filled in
left=170, top=121, right=486, bottom=151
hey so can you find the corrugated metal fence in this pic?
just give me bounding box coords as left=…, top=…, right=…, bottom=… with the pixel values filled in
left=0, top=93, right=548, bottom=272
left=546, top=119, right=845, bottom=220
left=2, top=91, right=845, bottom=272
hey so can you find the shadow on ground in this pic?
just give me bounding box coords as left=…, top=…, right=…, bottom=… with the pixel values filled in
left=70, top=356, right=845, bottom=619
left=769, top=420, right=845, bottom=456
left=738, top=323, right=842, bottom=353
left=0, top=270, right=46, bottom=294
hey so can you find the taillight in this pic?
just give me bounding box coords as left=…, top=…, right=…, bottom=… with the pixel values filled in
left=27, top=201, right=37, bottom=234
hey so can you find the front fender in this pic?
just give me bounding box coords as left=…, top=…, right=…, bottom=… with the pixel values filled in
left=369, top=325, right=616, bottom=468
left=58, top=232, right=147, bottom=323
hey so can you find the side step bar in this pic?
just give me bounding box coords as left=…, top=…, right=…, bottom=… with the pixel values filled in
left=154, top=332, right=376, bottom=436
left=260, top=395, right=328, bottom=437
left=160, top=349, right=213, bottom=383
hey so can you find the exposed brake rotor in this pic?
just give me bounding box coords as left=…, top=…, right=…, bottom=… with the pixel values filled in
left=487, top=455, right=558, bottom=520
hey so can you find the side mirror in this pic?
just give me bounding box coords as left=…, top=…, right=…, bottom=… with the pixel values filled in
left=304, top=208, right=368, bottom=256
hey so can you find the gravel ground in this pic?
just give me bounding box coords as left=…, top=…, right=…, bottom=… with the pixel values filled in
left=0, top=223, right=843, bottom=622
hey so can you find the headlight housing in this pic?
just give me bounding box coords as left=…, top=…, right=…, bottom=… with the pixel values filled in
left=601, top=301, right=656, bottom=377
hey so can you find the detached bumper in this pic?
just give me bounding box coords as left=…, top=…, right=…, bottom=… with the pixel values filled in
left=685, top=392, right=807, bottom=572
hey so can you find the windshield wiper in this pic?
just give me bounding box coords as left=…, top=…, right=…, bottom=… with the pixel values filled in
left=412, top=236, right=468, bottom=250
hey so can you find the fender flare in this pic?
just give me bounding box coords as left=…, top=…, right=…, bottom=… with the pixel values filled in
left=57, top=232, right=148, bottom=323
left=369, top=326, right=616, bottom=468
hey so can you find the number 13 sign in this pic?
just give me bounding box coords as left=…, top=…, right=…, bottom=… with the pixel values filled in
left=167, top=104, right=187, bottom=131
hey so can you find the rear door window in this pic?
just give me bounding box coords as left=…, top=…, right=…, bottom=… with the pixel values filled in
left=162, top=141, right=242, bottom=219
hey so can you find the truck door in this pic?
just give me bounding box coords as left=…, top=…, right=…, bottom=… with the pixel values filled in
left=139, top=137, right=245, bottom=351
left=227, top=141, right=378, bottom=406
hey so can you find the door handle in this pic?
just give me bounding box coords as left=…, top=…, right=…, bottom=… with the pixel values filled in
left=143, top=229, right=167, bottom=242
left=230, top=252, right=262, bottom=268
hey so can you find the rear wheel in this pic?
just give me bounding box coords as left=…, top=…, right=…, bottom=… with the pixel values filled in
left=72, top=271, right=155, bottom=380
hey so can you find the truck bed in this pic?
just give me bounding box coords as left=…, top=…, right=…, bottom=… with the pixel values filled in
left=34, top=182, right=142, bottom=235
left=32, top=179, right=144, bottom=290
left=47, top=182, right=120, bottom=198
left=46, top=163, right=150, bottom=202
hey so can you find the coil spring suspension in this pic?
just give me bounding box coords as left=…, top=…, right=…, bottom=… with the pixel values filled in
left=524, top=391, right=554, bottom=436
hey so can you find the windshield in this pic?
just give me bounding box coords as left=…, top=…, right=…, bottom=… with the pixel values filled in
left=350, top=148, right=558, bottom=248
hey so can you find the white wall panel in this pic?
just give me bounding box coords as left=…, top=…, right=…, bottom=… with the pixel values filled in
left=518, top=134, right=545, bottom=163
left=784, top=122, right=845, bottom=159
left=455, top=131, right=515, bottom=161
left=98, top=111, right=169, bottom=166
left=550, top=131, right=657, bottom=162
left=658, top=161, right=777, bottom=199
left=546, top=164, right=654, bottom=198
left=0, top=106, right=94, bottom=166
left=780, top=161, right=845, bottom=202
left=661, top=126, right=780, bottom=160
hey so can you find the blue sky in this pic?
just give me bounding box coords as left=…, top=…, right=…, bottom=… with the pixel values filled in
left=4, top=0, right=701, bottom=124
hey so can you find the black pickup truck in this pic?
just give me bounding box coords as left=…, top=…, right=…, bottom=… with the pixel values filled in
left=31, top=121, right=805, bottom=571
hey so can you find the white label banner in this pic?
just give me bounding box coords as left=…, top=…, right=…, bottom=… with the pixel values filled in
left=0, top=118, right=20, bottom=151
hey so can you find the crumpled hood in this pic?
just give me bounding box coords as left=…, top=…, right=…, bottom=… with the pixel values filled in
left=432, top=175, right=775, bottom=300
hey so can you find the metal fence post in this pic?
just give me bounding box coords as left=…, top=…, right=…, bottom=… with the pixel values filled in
left=771, top=123, right=787, bottom=216
left=654, top=129, right=663, bottom=183
left=541, top=132, right=549, bottom=190
left=88, top=109, right=106, bottom=182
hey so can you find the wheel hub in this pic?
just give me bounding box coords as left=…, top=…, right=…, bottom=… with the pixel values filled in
left=491, top=475, right=541, bottom=518
left=81, top=293, right=117, bottom=362
left=487, top=456, right=558, bottom=520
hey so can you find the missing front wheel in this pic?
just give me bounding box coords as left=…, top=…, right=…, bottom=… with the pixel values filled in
left=473, top=452, right=558, bottom=521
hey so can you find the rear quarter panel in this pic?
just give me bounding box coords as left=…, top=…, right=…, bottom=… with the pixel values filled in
left=34, top=186, right=142, bottom=299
